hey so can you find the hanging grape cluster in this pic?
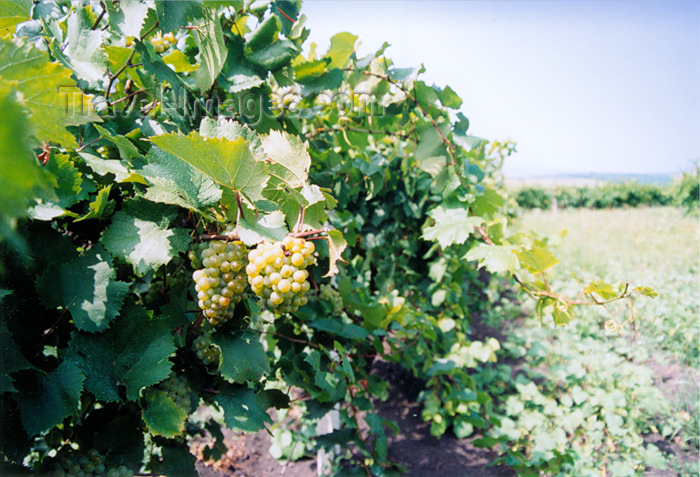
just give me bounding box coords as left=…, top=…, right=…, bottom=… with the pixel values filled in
left=246, top=236, right=315, bottom=314
left=319, top=283, right=344, bottom=313
left=193, top=331, right=221, bottom=367
left=50, top=449, right=133, bottom=477
left=189, top=239, right=248, bottom=326
left=149, top=32, right=176, bottom=53
left=156, top=372, right=192, bottom=411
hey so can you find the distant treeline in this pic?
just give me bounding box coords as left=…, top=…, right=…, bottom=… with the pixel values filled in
left=513, top=169, right=699, bottom=212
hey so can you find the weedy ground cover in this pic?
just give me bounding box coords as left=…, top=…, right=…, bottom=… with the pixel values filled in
left=480, top=207, right=699, bottom=475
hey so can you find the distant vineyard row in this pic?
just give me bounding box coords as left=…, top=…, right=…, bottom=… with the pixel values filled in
left=512, top=169, right=699, bottom=211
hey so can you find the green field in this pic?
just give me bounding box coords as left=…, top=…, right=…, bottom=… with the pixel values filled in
left=482, top=207, right=699, bottom=475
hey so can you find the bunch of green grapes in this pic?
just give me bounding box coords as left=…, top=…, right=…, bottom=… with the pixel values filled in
left=319, top=283, right=343, bottom=313
left=157, top=372, right=191, bottom=411
left=193, top=331, right=220, bottom=367
left=50, top=449, right=133, bottom=477
left=246, top=236, right=315, bottom=314
left=149, top=32, right=176, bottom=53
left=270, top=83, right=301, bottom=115
left=188, top=239, right=248, bottom=326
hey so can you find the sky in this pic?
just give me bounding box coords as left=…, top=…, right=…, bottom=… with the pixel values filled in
left=300, top=1, right=700, bottom=177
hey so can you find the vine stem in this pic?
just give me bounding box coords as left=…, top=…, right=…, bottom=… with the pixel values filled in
left=105, top=21, right=159, bottom=102
left=90, top=1, right=106, bottom=30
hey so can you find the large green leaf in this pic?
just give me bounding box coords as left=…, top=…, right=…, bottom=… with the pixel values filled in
left=0, top=84, right=53, bottom=223
left=0, top=323, right=34, bottom=393
left=515, top=246, right=559, bottom=273
left=17, top=361, right=85, bottom=437
left=44, top=153, right=82, bottom=209
left=64, top=302, right=176, bottom=402
left=465, top=244, right=519, bottom=274
left=193, top=9, right=227, bottom=92
left=155, top=0, right=204, bottom=33
left=140, top=147, right=222, bottom=210
left=0, top=37, right=93, bottom=147
left=213, top=331, right=270, bottom=383
left=325, top=32, right=357, bottom=69
left=245, top=39, right=297, bottom=71
left=422, top=204, right=483, bottom=248
left=94, top=124, right=142, bottom=162
left=142, top=391, right=188, bottom=438
left=101, top=205, right=191, bottom=275
left=215, top=386, right=273, bottom=433
left=56, top=246, right=129, bottom=332
left=0, top=0, right=32, bottom=30
left=151, top=132, right=269, bottom=203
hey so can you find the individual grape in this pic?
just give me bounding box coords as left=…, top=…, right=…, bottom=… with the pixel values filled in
left=193, top=331, right=221, bottom=367
left=189, top=239, right=248, bottom=326
left=246, top=236, right=315, bottom=314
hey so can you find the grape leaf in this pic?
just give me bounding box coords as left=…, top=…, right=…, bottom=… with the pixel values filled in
left=17, top=361, right=85, bottom=437
left=78, top=152, right=148, bottom=184
left=162, top=50, right=197, bottom=73
left=583, top=280, right=618, bottom=300
left=102, top=210, right=191, bottom=275
left=63, top=8, right=107, bottom=88
left=44, top=153, right=82, bottom=209
left=470, top=188, right=504, bottom=218
left=0, top=84, right=53, bottom=223
left=215, top=386, right=273, bottom=433
left=57, top=246, right=129, bottom=332
left=244, top=15, right=280, bottom=52
left=151, top=132, right=269, bottom=203
left=94, top=124, right=142, bottom=162
left=0, top=37, right=94, bottom=148
left=140, top=147, right=222, bottom=210
left=422, top=204, right=483, bottom=248
left=246, top=39, right=297, bottom=71
left=465, top=244, right=519, bottom=274
left=142, top=391, right=187, bottom=438
left=325, top=32, right=357, bottom=69
left=73, top=185, right=115, bottom=222
left=152, top=445, right=199, bottom=477
left=105, top=0, right=149, bottom=38
left=0, top=323, right=34, bottom=393
left=515, top=246, right=559, bottom=273
left=0, top=0, right=31, bottom=30
left=193, top=9, right=227, bottom=92
left=64, top=302, right=176, bottom=401
left=237, top=211, right=288, bottom=246
left=261, top=130, right=311, bottom=189
left=155, top=0, right=204, bottom=33
left=213, top=331, right=270, bottom=383
left=325, top=229, right=347, bottom=278
left=63, top=332, right=120, bottom=402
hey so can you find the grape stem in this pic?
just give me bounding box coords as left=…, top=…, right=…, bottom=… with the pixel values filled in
left=196, top=228, right=328, bottom=242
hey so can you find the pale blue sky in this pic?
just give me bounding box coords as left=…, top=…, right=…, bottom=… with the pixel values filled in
left=301, top=1, right=700, bottom=177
